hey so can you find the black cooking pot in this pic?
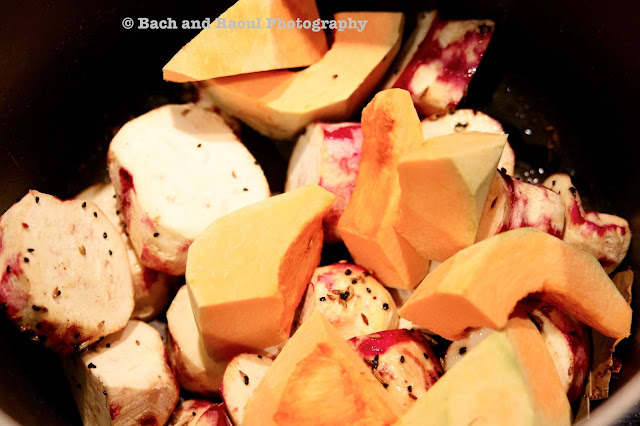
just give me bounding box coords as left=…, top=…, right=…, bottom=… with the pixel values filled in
left=1, top=0, right=639, bottom=424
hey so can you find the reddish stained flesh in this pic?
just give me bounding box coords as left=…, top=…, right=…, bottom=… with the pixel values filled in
left=139, top=414, right=158, bottom=426
left=199, top=405, right=233, bottom=425
left=321, top=123, right=361, bottom=141
left=140, top=248, right=173, bottom=275
left=315, top=263, right=367, bottom=292
left=142, top=269, right=159, bottom=290
left=351, top=329, right=415, bottom=357
left=497, top=173, right=563, bottom=238
left=570, top=202, right=627, bottom=237
left=36, top=321, right=83, bottom=355
left=0, top=254, right=28, bottom=317
left=392, top=17, right=493, bottom=105
left=109, top=403, right=121, bottom=420
left=119, top=168, right=135, bottom=195
left=119, top=167, right=135, bottom=228
left=141, top=215, right=155, bottom=229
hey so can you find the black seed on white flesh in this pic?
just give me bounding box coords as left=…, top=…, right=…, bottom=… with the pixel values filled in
left=166, top=285, right=228, bottom=396
left=77, top=183, right=173, bottom=321
left=0, top=190, right=133, bottom=354
left=167, top=399, right=229, bottom=426
left=444, top=327, right=494, bottom=370
left=298, top=262, right=398, bottom=339
left=349, top=329, right=444, bottom=411
left=63, top=320, right=179, bottom=426
left=107, top=104, right=270, bottom=275
left=221, top=353, right=273, bottom=426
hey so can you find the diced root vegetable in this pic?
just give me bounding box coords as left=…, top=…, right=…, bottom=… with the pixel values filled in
left=0, top=191, right=133, bottom=354
left=63, top=320, right=180, bottom=426
left=349, top=329, right=444, bottom=411
left=168, top=400, right=215, bottom=426
left=166, top=286, right=228, bottom=396
left=528, top=304, right=590, bottom=403
left=107, top=104, right=270, bottom=275
left=197, top=12, right=404, bottom=140
left=162, top=0, right=327, bottom=82
left=186, top=185, right=335, bottom=360
left=543, top=173, right=630, bottom=273
left=298, top=262, right=398, bottom=340
left=401, top=228, right=631, bottom=342
left=337, top=89, right=430, bottom=290
left=285, top=122, right=363, bottom=243
left=395, top=132, right=506, bottom=262
left=421, top=109, right=516, bottom=175
left=476, top=171, right=565, bottom=242
left=385, top=14, right=494, bottom=116
left=221, top=353, right=273, bottom=426
left=77, top=183, right=173, bottom=321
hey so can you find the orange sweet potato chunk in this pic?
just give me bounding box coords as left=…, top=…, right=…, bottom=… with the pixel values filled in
left=198, top=12, right=404, bottom=140
left=395, top=132, right=506, bottom=262
left=163, top=0, right=328, bottom=82
left=243, top=311, right=402, bottom=425
left=186, top=185, right=335, bottom=360
left=337, top=89, right=430, bottom=289
left=400, top=228, right=632, bottom=341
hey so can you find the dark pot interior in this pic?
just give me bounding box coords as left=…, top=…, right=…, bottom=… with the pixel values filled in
left=1, top=0, right=639, bottom=424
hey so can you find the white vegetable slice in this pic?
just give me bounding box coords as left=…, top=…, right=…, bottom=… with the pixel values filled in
left=166, top=285, right=228, bottom=396
left=298, top=262, right=398, bottom=339
left=476, top=171, right=565, bottom=241
left=543, top=173, right=631, bottom=273
left=77, top=183, right=173, bottom=321
left=168, top=400, right=231, bottom=426
left=222, top=353, right=273, bottom=426
left=348, top=329, right=444, bottom=411
left=107, top=103, right=270, bottom=275
left=0, top=190, right=133, bottom=354
left=421, top=109, right=516, bottom=175
left=285, top=122, right=363, bottom=243
left=63, top=320, right=179, bottom=426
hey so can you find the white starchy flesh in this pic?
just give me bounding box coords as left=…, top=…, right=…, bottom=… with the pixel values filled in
left=166, top=285, right=228, bottom=396
left=444, top=327, right=493, bottom=370
left=421, top=109, right=516, bottom=175
left=168, top=400, right=215, bottom=426
left=298, top=262, right=398, bottom=340
left=194, top=97, right=243, bottom=137
left=529, top=309, right=575, bottom=397
left=527, top=303, right=591, bottom=403
left=63, top=320, right=179, bottom=426
left=476, top=171, right=565, bottom=241
left=543, top=173, right=631, bottom=273
left=107, top=103, right=270, bottom=275
left=77, top=183, right=173, bottom=321
left=0, top=190, right=133, bottom=354
left=383, top=11, right=438, bottom=90
left=285, top=122, right=363, bottom=243
left=222, top=353, right=273, bottom=426
left=348, top=329, right=444, bottom=411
